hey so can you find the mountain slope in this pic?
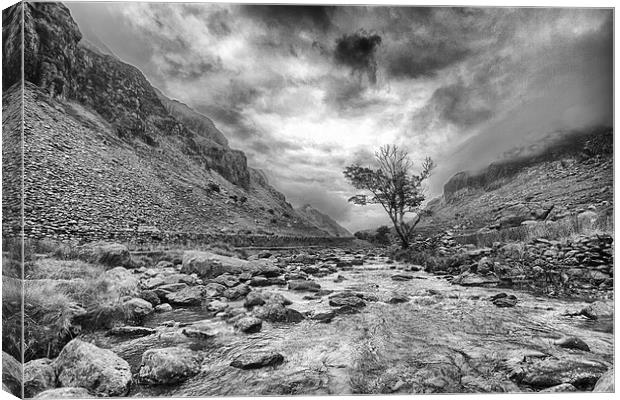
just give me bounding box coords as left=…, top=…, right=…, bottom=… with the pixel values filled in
left=419, top=127, right=613, bottom=234
left=2, top=2, right=340, bottom=241
left=296, top=204, right=352, bottom=237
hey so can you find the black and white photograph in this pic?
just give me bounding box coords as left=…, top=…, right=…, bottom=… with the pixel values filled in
left=1, top=1, right=615, bottom=398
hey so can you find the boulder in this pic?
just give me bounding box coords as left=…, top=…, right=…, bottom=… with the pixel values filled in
left=205, top=299, right=228, bottom=313
left=163, top=273, right=198, bottom=286
left=138, top=347, right=203, bottom=385
left=263, top=292, right=293, bottom=306
left=139, top=290, right=161, bottom=306
left=205, top=282, right=227, bottom=297
left=24, top=358, right=57, bottom=398
left=155, top=260, right=174, bottom=269
left=165, top=286, right=205, bottom=306
left=492, top=294, right=517, bottom=308
left=329, top=292, right=366, bottom=308
left=181, top=251, right=250, bottom=279
left=476, top=257, right=494, bottom=275
left=123, top=297, right=154, bottom=319
left=252, top=263, right=282, bottom=278
left=593, top=368, right=614, bottom=392
left=82, top=242, right=132, bottom=268
left=212, top=274, right=240, bottom=288
left=2, top=351, right=22, bottom=398
left=143, top=277, right=165, bottom=290
left=223, top=284, right=251, bottom=300
left=310, top=310, right=336, bottom=323
left=230, top=352, right=284, bottom=370
left=235, top=317, right=263, bottom=333
left=453, top=272, right=499, bottom=287
left=54, top=339, right=132, bottom=396
left=154, top=283, right=188, bottom=298
left=155, top=303, right=173, bottom=312
left=244, top=292, right=266, bottom=308
left=288, top=280, right=321, bottom=292
left=253, top=303, right=304, bottom=323
left=34, top=388, right=92, bottom=399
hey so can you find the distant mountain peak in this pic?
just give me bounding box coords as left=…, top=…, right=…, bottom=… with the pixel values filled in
left=295, top=204, right=352, bottom=237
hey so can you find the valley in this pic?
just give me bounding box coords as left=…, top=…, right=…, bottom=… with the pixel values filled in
left=1, top=2, right=614, bottom=398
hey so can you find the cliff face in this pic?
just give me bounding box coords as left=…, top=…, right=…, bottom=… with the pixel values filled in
left=2, top=2, right=344, bottom=241
left=17, top=2, right=255, bottom=189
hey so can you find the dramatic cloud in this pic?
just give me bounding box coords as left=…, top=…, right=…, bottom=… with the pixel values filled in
left=67, top=3, right=612, bottom=232
left=334, top=31, right=382, bottom=83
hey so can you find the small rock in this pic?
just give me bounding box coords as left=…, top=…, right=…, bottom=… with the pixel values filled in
left=223, top=283, right=251, bottom=300
left=205, top=299, right=228, bottom=313
left=554, top=336, right=590, bottom=352
left=138, top=347, right=203, bottom=385
left=123, top=297, right=153, bottom=319
left=310, top=310, right=335, bottom=323
left=388, top=294, right=409, bottom=304
left=165, top=286, right=205, bottom=306
left=155, top=303, right=173, bottom=312
left=244, top=292, right=266, bottom=308
left=235, top=317, right=263, bottom=333
left=328, top=293, right=366, bottom=308
left=288, top=279, right=321, bottom=292
left=230, top=352, right=284, bottom=370
left=391, top=273, right=413, bottom=281
left=492, top=294, right=517, bottom=307
left=106, top=326, right=156, bottom=338
left=249, top=276, right=270, bottom=287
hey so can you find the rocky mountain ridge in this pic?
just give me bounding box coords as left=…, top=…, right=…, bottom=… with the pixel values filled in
left=2, top=2, right=344, bottom=242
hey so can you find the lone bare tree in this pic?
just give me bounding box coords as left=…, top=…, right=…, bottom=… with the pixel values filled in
left=344, top=145, right=434, bottom=249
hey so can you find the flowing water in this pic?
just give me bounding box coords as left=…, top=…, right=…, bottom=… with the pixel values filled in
left=83, top=258, right=613, bottom=396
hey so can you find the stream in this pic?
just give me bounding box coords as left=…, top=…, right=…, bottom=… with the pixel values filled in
left=82, top=255, right=613, bottom=395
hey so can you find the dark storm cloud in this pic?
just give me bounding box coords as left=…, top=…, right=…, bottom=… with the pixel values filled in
left=427, top=83, right=493, bottom=128
left=334, top=31, right=382, bottom=84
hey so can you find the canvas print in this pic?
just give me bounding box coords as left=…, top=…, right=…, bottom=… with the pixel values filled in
left=1, top=1, right=614, bottom=398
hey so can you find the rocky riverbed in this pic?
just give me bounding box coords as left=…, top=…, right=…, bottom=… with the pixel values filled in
left=21, top=246, right=614, bottom=397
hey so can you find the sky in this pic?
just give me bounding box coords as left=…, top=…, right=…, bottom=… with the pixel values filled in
left=66, top=2, right=613, bottom=232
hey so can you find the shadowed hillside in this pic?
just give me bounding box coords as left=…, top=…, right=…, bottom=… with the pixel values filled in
left=1, top=2, right=344, bottom=244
